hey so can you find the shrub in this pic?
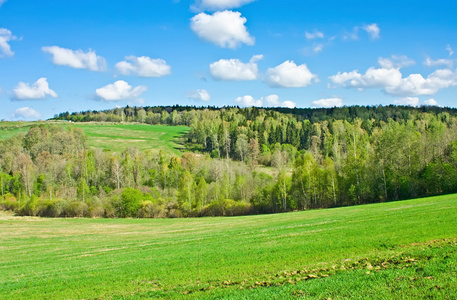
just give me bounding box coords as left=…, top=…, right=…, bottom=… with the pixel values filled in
left=19, top=196, right=40, bottom=216
left=120, top=188, right=143, bottom=218
left=138, top=200, right=165, bottom=218
left=103, top=200, right=116, bottom=218
left=65, top=201, right=89, bottom=218
left=0, top=193, right=18, bottom=211
left=201, top=199, right=253, bottom=217
left=37, top=199, right=64, bottom=217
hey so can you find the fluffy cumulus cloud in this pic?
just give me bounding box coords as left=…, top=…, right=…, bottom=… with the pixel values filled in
left=194, top=0, right=254, bottom=10
left=209, top=55, right=262, bottom=80
left=115, top=56, right=171, bottom=77
left=265, top=60, right=318, bottom=88
left=330, top=56, right=457, bottom=97
left=0, top=28, right=17, bottom=57
left=362, top=23, right=380, bottom=39
left=330, top=68, right=402, bottom=89
left=95, top=80, right=147, bottom=101
left=42, top=46, right=107, bottom=71
left=312, top=98, right=343, bottom=108
left=13, top=107, right=41, bottom=120
left=13, top=78, right=58, bottom=100
left=281, top=101, right=297, bottom=109
left=423, top=98, right=442, bottom=107
left=235, top=94, right=296, bottom=108
left=235, top=95, right=263, bottom=107
left=394, top=97, right=419, bottom=107
left=190, top=10, right=254, bottom=49
left=187, top=89, right=211, bottom=101
left=385, top=69, right=457, bottom=96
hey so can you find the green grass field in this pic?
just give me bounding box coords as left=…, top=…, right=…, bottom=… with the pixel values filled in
left=1, top=194, right=456, bottom=299
left=0, top=122, right=190, bottom=155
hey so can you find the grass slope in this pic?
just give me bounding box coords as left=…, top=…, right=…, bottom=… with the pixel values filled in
left=1, top=194, right=456, bottom=299
left=0, top=122, right=190, bottom=155
left=71, top=123, right=189, bottom=155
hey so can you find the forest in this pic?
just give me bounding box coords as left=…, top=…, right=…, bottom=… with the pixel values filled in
left=1, top=105, right=457, bottom=218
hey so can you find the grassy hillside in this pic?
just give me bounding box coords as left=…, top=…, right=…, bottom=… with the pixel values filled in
left=0, top=194, right=456, bottom=299
left=0, top=122, right=190, bottom=155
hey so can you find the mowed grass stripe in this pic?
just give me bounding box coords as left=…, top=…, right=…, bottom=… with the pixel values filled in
left=1, top=194, right=456, bottom=299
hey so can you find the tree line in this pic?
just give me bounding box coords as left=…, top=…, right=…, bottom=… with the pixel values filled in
left=1, top=105, right=457, bottom=218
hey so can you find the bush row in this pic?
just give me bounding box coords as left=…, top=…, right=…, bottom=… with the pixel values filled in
left=0, top=188, right=253, bottom=218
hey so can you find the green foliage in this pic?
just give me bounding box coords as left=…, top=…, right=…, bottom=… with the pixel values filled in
left=0, top=193, right=17, bottom=211
left=423, top=159, right=457, bottom=195
left=3, top=105, right=457, bottom=218
left=120, top=188, right=143, bottom=218
left=65, top=201, right=89, bottom=217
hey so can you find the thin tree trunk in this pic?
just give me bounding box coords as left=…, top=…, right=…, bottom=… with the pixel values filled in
left=300, top=177, right=307, bottom=209
left=382, top=167, right=388, bottom=200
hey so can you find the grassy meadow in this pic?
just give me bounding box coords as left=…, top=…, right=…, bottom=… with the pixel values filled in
left=0, top=122, right=190, bottom=155
left=1, top=194, right=456, bottom=299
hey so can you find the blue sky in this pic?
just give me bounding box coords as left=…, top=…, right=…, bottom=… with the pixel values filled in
left=1, top=0, right=457, bottom=120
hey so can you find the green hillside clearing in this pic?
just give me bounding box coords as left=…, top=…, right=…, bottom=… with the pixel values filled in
left=0, top=122, right=190, bottom=155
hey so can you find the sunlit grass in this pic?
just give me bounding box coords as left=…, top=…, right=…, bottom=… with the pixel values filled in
left=0, top=121, right=190, bottom=155
left=0, top=194, right=456, bottom=299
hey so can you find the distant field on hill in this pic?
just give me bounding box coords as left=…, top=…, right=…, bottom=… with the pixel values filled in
left=0, top=122, right=190, bottom=155
left=1, top=194, right=456, bottom=299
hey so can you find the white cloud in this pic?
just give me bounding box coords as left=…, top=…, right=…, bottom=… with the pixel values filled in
left=330, top=56, right=457, bottom=97
left=394, top=97, right=419, bottom=107
left=265, top=60, right=318, bottom=88
left=313, top=43, right=324, bottom=54
left=190, top=10, right=254, bottom=49
left=264, top=94, right=280, bottom=106
left=378, top=55, right=415, bottom=69
left=424, top=57, right=454, bottom=69
left=13, top=107, right=41, bottom=120
left=385, top=69, right=457, bottom=96
left=423, top=98, right=442, bottom=107
left=0, top=28, right=17, bottom=57
left=281, top=100, right=296, bottom=109
left=235, top=95, right=262, bottom=107
left=312, top=98, right=343, bottom=108
left=305, top=30, right=324, bottom=40
left=209, top=55, right=262, bottom=80
left=96, top=80, right=147, bottom=101
left=329, top=67, right=402, bottom=89
left=343, top=29, right=359, bottom=41
left=343, top=24, right=380, bottom=41
left=446, top=44, right=454, bottom=56
left=194, top=0, right=254, bottom=10
left=42, top=46, right=107, bottom=71
left=187, top=89, right=211, bottom=101
left=13, top=78, right=58, bottom=100
left=235, top=94, right=296, bottom=108
left=115, top=56, right=171, bottom=77
left=362, top=23, right=380, bottom=39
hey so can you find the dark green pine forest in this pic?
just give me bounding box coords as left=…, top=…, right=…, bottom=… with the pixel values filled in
left=2, top=105, right=457, bottom=218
